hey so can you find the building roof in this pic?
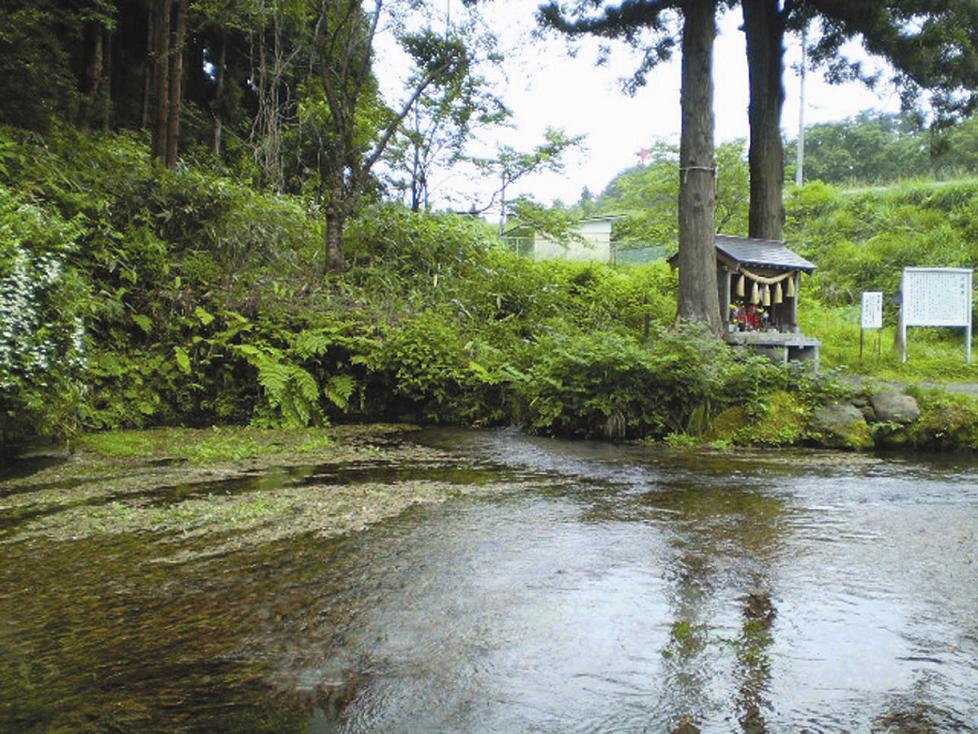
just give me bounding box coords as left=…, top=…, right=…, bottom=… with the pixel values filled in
left=502, top=214, right=623, bottom=237
left=715, top=234, right=816, bottom=273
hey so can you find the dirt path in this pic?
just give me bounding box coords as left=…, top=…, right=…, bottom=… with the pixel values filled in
left=843, top=376, right=978, bottom=396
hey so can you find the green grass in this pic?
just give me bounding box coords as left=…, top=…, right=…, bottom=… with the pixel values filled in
left=76, top=426, right=334, bottom=464
left=802, top=303, right=978, bottom=383
left=840, top=176, right=978, bottom=198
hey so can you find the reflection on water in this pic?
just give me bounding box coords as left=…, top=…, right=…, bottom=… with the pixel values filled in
left=2, top=427, right=978, bottom=732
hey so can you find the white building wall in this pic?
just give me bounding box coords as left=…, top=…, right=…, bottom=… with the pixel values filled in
left=532, top=219, right=612, bottom=262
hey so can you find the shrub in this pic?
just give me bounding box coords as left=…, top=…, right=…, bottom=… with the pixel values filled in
left=507, top=325, right=736, bottom=439
left=0, top=186, right=88, bottom=445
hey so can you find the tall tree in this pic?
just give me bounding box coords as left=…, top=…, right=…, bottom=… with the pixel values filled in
left=676, top=0, right=721, bottom=332
left=78, top=7, right=115, bottom=132
left=539, top=0, right=725, bottom=333
left=311, top=0, right=472, bottom=273
left=389, top=68, right=509, bottom=213
left=165, top=0, right=188, bottom=168
left=148, top=0, right=190, bottom=167
left=742, top=0, right=978, bottom=240
left=465, top=127, right=584, bottom=232
left=742, top=0, right=784, bottom=240
left=151, top=0, right=172, bottom=161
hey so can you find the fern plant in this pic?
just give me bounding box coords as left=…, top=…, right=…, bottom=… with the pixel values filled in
left=233, top=344, right=323, bottom=427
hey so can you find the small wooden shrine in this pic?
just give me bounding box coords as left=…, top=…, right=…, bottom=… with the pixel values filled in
left=672, top=235, right=820, bottom=363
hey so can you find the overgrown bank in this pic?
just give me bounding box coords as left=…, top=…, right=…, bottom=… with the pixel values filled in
left=788, top=179, right=978, bottom=380
left=5, top=126, right=978, bottom=453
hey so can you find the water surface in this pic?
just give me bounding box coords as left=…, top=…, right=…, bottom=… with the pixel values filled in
left=1, top=428, right=976, bottom=732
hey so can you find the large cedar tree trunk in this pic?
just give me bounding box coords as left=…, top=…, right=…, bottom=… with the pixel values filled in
left=743, top=0, right=785, bottom=240
left=151, top=0, right=171, bottom=161
left=677, top=0, right=722, bottom=334
left=150, top=0, right=185, bottom=168
left=142, top=6, right=154, bottom=130
left=164, top=0, right=187, bottom=168
left=102, top=28, right=112, bottom=130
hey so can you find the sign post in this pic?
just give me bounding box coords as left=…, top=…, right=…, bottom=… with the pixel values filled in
left=860, top=291, right=883, bottom=360
left=899, top=268, right=973, bottom=363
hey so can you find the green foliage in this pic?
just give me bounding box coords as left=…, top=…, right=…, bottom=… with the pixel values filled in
left=233, top=344, right=322, bottom=428
left=0, top=184, right=88, bottom=443
left=0, top=1, right=85, bottom=131
left=344, top=203, right=494, bottom=277
left=373, top=310, right=474, bottom=422
left=592, top=140, right=749, bottom=251
left=12, top=120, right=973, bottom=453
left=801, top=302, right=978, bottom=382
left=0, top=125, right=336, bottom=441
left=76, top=426, right=334, bottom=464
left=734, top=390, right=809, bottom=447
left=908, top=389, right=978, bottom=450
left=786, top=111, right=978, bottom=186
left=786, top=112, right=931, bottom=185
left=504, top=325, right=778, bottom=440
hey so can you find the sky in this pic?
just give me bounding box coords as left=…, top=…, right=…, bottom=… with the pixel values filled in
left=380, top=1, right=905, bottom=214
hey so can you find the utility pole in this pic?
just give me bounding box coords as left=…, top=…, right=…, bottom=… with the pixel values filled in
left=795, top=25, right=807, bottom=188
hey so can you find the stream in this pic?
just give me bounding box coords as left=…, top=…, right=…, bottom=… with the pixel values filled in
left=1, top=428, right=977, bottom=732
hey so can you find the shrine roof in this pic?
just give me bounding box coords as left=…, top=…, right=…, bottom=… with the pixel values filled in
left=715, top=234, right=816, bottom=273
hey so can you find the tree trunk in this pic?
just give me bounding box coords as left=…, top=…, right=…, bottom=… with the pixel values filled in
left=411, top=150, right=422, bottom=212
left=165, top=0, right=187, bottom=168
left=325, top=210, right=345, bottom=274
left=152, top=0, right=171, bottom=162
left=83, top=24, right=104, bottom=133
left=101, top=27, right=113, bottom=130
left=743, top=0, right=785, bottom=240
left=677, top=0, right=721, bottom=334
left=253, top=23, right=285, bottom=189
left=324, top=167, right=346, bottom=273
left=211, top=29, right=227, bottom=157
left=142, top=6, right=154, bottom=130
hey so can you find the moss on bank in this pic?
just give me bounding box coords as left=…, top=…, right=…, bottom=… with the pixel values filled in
left=0, top=424, right=529, bottom=563
left=667, top=385, right=978, bottom=453
left=73, top=424, right=411, bottom=464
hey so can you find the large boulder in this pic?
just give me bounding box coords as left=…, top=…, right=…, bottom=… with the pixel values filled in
left=869, top=391, right=920, bottom=424
left=706, top=406, right=748, bottom=441
left=809, top=403, right=874, bottom=449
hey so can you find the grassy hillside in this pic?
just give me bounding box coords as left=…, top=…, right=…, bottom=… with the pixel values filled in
left=786, top=179, right=978, bottom=380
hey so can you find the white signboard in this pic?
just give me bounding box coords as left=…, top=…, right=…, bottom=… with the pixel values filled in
left=861, top=291, right=883, bottom=329
left=902, top=268, right=972, bottom=327
left=900, top=267, right=973, bottom=363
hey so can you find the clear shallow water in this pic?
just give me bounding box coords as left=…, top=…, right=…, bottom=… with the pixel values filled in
left=2, top=428, right=977, bottom=733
